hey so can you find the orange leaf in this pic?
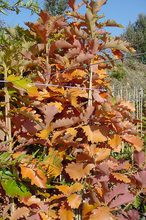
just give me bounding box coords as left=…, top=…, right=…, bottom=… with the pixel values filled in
left=112, top=172, right=131, bottom=183
left=21, top=195, right=41, bottom=206
left=67, top=194, right=82, bottom=208
left=37, top=127, right=52, bottom=140
left=82, top=203, right=94, bottom=219
left=68, top=88, right=88, bottom=107
left=82, top=125, right=107, bottom=144
left=53, top=117, right=80, bottom=129
left=95, top=184, right=103, bottom=197
left=65, top=162, right=94, bottom=180
left=108, top=134, right=122, bottom=149
left=95, top=148, right=111, bottom=162
left=89, top=207, right=115, bottom=220
left=59, top=205, right=74, bottom=220
left=21, top=165, right=47, bottom=188
left=56, top=183, right=83, bottom=195
left=27, top=86, right=39, bottom=97
left=39, top=212, right=49, bottom=220
left=121, top=134, right=143, bottom=152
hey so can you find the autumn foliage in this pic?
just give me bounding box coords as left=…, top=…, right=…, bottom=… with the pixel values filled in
left=0, top=0, right=146, bottom=219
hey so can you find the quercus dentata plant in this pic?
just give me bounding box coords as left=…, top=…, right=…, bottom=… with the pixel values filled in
left=0, top=0, right=146, bottom=219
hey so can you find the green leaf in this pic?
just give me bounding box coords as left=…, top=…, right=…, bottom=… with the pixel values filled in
left=0, top=170, right=31, bottom=198
left=0, top=152, right=11, bottom=164
left=133, top=196, right=141, bottom=209
left=7, top=75, right=32, bottom=90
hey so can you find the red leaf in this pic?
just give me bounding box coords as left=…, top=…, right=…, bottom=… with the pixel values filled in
left=134, top=171, right=146, bottom=188
left=55, top=40, right=74, bottom=49
left=109, top=193, right=134, bottom=208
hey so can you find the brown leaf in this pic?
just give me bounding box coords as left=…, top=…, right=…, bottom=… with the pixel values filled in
left=65, top=162, right=94, bottom=180
left=10, top=207, right=29, bottom=220
left=82, top=106, right=95, bottom=123
left=55, top=40, right=74, bottom=49
left=104, top=37, right=134, bottom=53
left=93, top=90, right=106, bottom=103
left=68, top=0, right=76, bottom=10
left=76, top=52, right=94, bottom=63
left=53, top=117, right=80, bottom=129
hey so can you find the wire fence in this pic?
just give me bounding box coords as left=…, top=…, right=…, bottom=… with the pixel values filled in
left=112, top=85, right=144, bottom=136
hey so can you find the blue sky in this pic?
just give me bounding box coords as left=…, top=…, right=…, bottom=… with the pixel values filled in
left=1, top=0, right=146, bottom=36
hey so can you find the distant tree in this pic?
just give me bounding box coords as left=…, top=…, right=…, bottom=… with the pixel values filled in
left=0, top=0, right=39, bottom=14
left=44, top=0, right=68, bottom=16
left=122, top=14, right=146, bottom=62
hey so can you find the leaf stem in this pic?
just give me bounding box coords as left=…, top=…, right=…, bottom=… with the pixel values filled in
left=4, top=65, right=12, bottom=152
left=88, top=60, right=93, bottom=106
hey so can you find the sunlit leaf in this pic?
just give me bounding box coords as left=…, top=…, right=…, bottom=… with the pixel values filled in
left=112, top=172, right=131, bottom=183
left=59, top=204, right=74, bottom=220
left=65, top=162, right=94, bottom=180
left=21, top=165, right=47, bottom=188
left=121, top=134, right=143, bottom=152
left=0, top=171, right=31, bottom=198
left=82, top=125, right=107, bottom=144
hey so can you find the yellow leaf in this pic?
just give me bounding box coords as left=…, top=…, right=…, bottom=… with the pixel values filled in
left=27, top=86, right=39, bottom=97
left=39, top=212, right=48, bottom=220
left=44, top=148, right=63, bottom=178
left=49, top=86, right=65, bottom=95
left=37, top=127, right=52, bottom=140
left=112, top=172, right=131, bottom=183
left=108, top=134, right=122, bottom=149
left=68, top=88, right=88, bottom=107
left=63, top=127, right=78, bottom=142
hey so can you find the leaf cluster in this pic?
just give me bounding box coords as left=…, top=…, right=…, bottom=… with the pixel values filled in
left=0, top=1, right=145, bottom=219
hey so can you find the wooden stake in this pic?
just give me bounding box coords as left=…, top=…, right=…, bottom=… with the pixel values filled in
left=4, top=66, right=12, bottom=152
left=88, top=62, right=93, bottom=106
